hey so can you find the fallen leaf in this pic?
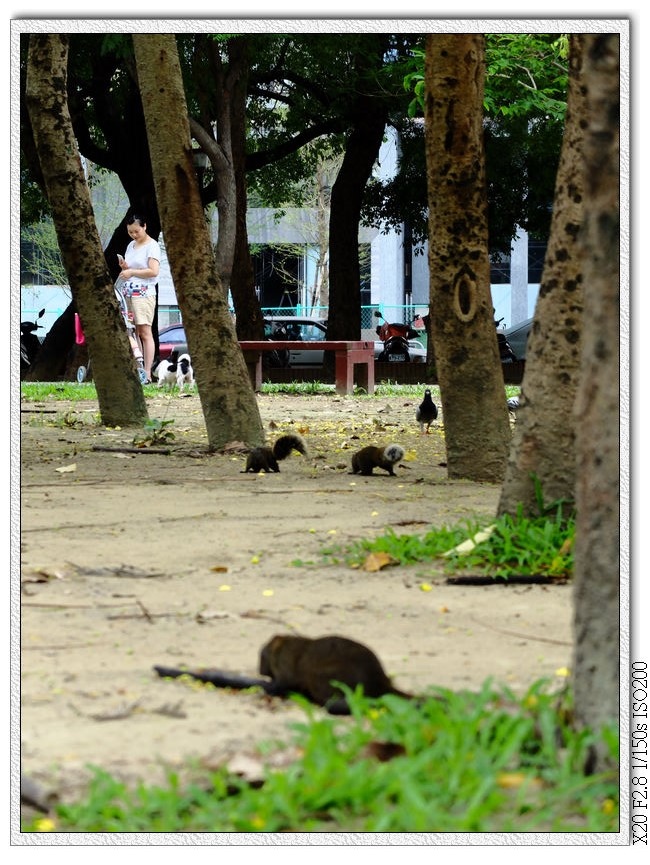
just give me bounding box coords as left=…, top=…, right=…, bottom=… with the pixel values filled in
left=363, top=551, right=398, bottom=572
left=55, top=464, right=77, bottom=474
left=363, top=741, right=406, bottom=762
left=196, top=610, right=233, bottom=623
left=497, top=772, right=543, bottom=790
left=443, top=525, right=495, bottom=557
left=210, top=565, right=229, bottom=573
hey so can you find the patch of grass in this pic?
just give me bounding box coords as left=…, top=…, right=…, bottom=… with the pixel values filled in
left=22, top=679, right=618, bottom=833
left=21, top=380, right=519, bottom=403
left=339, top=502, right=575, bottom=580
left=20, top=381, right=160, bottom=402
left=132, top=418, right=176, bottom=447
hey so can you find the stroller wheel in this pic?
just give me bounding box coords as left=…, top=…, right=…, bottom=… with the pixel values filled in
left=76, top=365, right=87, bottom=383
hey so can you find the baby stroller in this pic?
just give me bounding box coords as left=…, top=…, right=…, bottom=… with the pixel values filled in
left=75, top=285, right=148, bottom=384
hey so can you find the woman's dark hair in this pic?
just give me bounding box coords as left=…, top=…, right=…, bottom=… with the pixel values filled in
left=127, top=214, right=146, bottom=227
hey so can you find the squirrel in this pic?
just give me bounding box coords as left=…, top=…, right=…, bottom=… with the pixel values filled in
left=351, top=443, right=405, bottom=476
left=243, top=432, right=307, bottom=473
left=154, top=633, right=412, bottom=716
left=259, top=634, right=412, bottom=714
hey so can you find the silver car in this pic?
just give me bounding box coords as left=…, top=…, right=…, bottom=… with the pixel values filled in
left=265, top=316, right=427, bottom=365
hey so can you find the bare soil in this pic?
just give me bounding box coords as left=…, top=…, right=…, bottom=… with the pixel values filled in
left=18, top=390, right=573, bottom=807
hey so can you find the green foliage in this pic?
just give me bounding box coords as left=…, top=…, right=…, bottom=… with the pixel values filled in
left=394, top=33, right=568, bottom=251
left=20, top=382, right=158, bottom=402
left=345, top=500, right=575, bottom=580
left=23, top=680, right=618, bottom=833
left=403, top=34, right=568, bottom=122
left=21, top=381, right=449, bottom=402
left=21, top=218, right=69, bottom=286
left=133, top=418, right=176, bottom=447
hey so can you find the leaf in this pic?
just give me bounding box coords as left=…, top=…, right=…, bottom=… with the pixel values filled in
left=442, top=525, right=495, bottom=557
left=55, top=463, right=77, bottom=473
left=362, top=551, right=398, bottom=572
left=497, top=772, right=543, bottom=791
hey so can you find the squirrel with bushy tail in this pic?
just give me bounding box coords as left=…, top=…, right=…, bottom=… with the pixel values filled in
left=243, top=433, right=307, bottom=473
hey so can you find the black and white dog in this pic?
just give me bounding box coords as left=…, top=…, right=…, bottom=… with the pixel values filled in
left=175, top=353, right=194, bottom=391
left=155, top=350, right=194, bottom=392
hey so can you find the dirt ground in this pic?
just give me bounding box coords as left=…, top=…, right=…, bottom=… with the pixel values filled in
left=18, top=388, right=573, bottom=809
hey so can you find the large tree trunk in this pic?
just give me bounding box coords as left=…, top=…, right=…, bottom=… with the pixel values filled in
left=228, top=37, right=265, bottom=341
left=25, top=34, right=148, bottom=426
left=132, top=34, right=264, bottom=450
left=498, top=36, right=587, bottom=516
left=572, top=33, right=621, bottom=774
left=424, top=34, right=510, bottom=482
left=327, top=110, right=387, bottom=341
left=327, top=36, right=388, bottom=342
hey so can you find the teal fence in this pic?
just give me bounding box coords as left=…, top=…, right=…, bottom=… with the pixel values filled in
left=160, top=304, right=429, bottom=334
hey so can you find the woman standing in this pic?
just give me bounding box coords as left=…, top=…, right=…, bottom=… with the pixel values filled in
left=118, top=214, right=160, bottom=383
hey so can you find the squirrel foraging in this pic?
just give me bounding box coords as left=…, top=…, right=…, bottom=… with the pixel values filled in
left=351, top=444, right=404, bottom=476
left=154, top=633, right=412, bottom=715
left=243, top=432, right=307, bottom=473
left=259, top=634, right=411, bottom=713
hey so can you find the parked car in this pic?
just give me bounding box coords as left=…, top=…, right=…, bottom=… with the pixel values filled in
left=264, top=316, right=427, bottom=365
left=503, top=317, right=533, bottom=360
left=157, top=323, right=189, bottom=360
left=158, top=317, right=427, bottom=365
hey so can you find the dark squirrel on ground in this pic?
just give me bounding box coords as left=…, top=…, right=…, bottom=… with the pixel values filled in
left=154, top=633, right=412, bottom=716
left=350, top=443, right=405, bottom=476
left=243, top=432, right=307, bottom=473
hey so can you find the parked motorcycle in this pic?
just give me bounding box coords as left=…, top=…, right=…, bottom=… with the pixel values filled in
left=374, top=310, right=421, bottom=362
left=266, top=321, right=293, bottom=368
left=20, top=307, right=46, bottom=376
left=494, top=316, right=518, bottom=363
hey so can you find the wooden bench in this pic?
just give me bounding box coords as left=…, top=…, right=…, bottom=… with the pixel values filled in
left=239, top=340, right=375, bottom=395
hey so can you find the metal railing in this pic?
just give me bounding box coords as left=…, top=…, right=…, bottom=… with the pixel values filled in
left=159, top=304, right=428, bottom=333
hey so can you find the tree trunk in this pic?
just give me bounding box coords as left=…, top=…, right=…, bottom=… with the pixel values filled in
left=25, top=34, right=148, bottom=426
left=228, top=37, right=265, bottom=341
left=498, top=36, right=587, bottom=516
left=327, top=36, right=389, bottom=342
left=132, top=34, right=265, bottom=450
left=572, top=33, right=621, bottom=773
left=424, top=34, right=510, bottom=482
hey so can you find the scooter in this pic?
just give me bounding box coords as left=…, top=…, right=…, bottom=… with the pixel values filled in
left=374, top=310, right=420, bottom=362
left=20, top=308, right=46, bottom=376
left=266, top=321, right=292, bottom=368
left=495, top=316, right=518, bottom=363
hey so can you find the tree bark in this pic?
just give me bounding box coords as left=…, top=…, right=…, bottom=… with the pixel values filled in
left=228, top=37, right=265, bottom=341
left=572, top=33, right=621, bottom=773
left=132, top=34, right=265, bottom=450
left=498, top=36, right=586, bottom=516
left=327, top=36, right=389, bottom=342
left=424, top=34, right=510, bottom=482
left=25, top=34, right=148, bottom=426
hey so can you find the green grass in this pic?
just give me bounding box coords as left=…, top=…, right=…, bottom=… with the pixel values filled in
left=22, top=680, right=618, bottom=834
left=21, top=380, right=521, bottom=401
left=337, top=504, right=575, bottom=580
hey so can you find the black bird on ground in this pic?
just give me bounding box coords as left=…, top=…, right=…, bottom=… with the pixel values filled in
left=416, top=389, right=438, bottom=434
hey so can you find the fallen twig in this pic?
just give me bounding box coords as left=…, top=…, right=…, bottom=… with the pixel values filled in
left=91, top=445, right=171, bottom=455
left=467, top=614, right=572, bottom=647
left=445, top=574, right=568, bottom=586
